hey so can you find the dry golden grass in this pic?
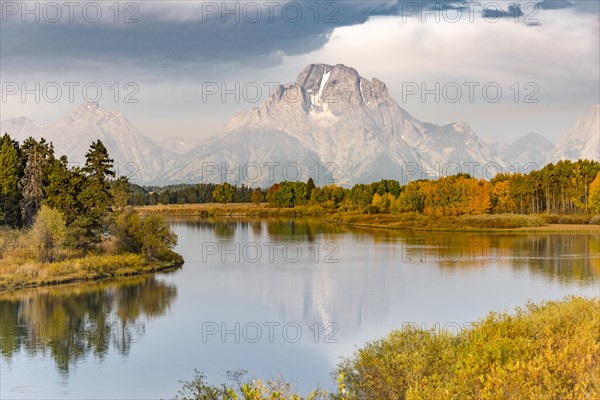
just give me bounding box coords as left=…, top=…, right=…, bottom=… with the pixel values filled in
left=0, top=252, right=181, bottom=291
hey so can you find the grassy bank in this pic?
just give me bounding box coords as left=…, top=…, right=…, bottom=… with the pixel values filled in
left=0, top=208, right=184, bottom=292
left=170, top=297, right=599, bottom=399
left=0, top=252, right=182, bottom=291
left=137, top=203, right=600, bottom=232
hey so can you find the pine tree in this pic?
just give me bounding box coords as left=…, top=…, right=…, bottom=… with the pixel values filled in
left=81, top=140, right=115, bottom=213
left=20, top=138, right=54, bottom=227
left=45, top=156, right=85, bottom=224
left=0, top=134, right=22, bottom=227
left=75, top=140, right=115, bottom=246
left=306, top=177, right=316, bottom=199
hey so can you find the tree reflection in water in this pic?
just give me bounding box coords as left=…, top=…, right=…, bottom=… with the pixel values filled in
left=0, top=275, right=176, bottom=374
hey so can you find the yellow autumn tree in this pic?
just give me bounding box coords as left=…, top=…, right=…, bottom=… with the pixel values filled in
left=589, top=172, right=600, bottom=214
left=467, top=179, right=492, bottom=215
left=372, top=192, right=394, bottom=213
left=492, top=180, right=516, bottom=213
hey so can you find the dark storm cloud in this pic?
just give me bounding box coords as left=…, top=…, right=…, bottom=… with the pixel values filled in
left=536, top=0, right=600, bottom=13
left=535, top=0, right=574, bottom=10
left=0, top=0, right=468, bottom=74
left=0, top=0, right=595, bottom=75
left=482, top=3, right=524, bottom=19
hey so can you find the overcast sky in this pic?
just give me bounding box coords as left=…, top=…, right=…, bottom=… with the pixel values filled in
left=1, top=0, right=598, bottom=144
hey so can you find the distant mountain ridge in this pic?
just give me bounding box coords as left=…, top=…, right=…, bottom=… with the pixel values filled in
left=1, top=102, right=178, bottom=184
left=1, top=64, right=598, bottom=185
left=501, top=132, right=555, bottom=169
left=549, top=104, right=600, bottom=164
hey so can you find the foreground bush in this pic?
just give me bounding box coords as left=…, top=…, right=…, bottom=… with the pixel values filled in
left=337, top=297, right=599, bottom=399
left=172, top=370, right=333, bottom=400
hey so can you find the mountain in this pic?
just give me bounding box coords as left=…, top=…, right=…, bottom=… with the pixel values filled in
left=3, top=66, right=595, bottom=186
left=163, top=129, right=329, bottom=185
left=157, top=137, right=205, bottom=154
left=549, top=105, right=600, bottom=163
left=500, top=132, right=555, bottom=169
left=0, top=102, right=178, bottom=184
left=173, top=63, right=502, bottom=184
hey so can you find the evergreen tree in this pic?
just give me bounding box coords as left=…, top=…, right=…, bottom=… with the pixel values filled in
left=45, top=156, right=84, bottom=224
left=76, top=140, right=115, bottom=246
left=306, top=177, right=316, bottom=200
left=0, top=134, right=22, bottom=227
left=20, top=138, right=54, bottom=227
left=81, top=140, right=115, bottom=213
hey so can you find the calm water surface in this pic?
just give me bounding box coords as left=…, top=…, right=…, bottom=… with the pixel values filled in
left=1, top=217, right=599, bottom=398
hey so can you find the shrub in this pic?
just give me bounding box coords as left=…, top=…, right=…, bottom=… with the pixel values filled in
left=139, top=215, right=180, bottom=262
left=27, top=205, right=67, bottom=262
left=337, top=297, right=600, bottom=400
left=460, top=214, right=545, bottom=229
left=557, top=215, right=590, bottom=224
left=173, top=369, right=330, bottom=400
left=361, top=205, right=379, bottom=215
left=113, top=207, right=143, bottom=253
left=113, top=208, right=181, bottom=263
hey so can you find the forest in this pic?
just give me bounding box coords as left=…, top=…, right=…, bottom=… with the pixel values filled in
left=131, top=160, right=600, bottom=219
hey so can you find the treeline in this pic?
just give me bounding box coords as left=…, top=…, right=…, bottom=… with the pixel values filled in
left=205, top=160, right=600, bottom=216
left=129, top=183, right=253, bottom=206
left=0, top=133, right=178, bottom=263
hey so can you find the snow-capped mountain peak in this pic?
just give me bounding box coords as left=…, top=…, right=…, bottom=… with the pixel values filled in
left=2, top=66, right=596, bottom=186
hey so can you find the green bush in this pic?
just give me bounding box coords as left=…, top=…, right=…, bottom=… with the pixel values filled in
left=113, top=208, right=181, bottom=263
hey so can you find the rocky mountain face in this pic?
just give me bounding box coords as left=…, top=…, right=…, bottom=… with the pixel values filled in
left=173, top=64, right=503, bottom=184
left=549, top=105, right=600, bottom=163
left=1, top=64, right=597, bottom=186
left=157, top=137, right=205, bottom=154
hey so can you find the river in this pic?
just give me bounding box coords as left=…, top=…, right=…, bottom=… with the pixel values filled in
left=1, top=217, right=598, bottom=398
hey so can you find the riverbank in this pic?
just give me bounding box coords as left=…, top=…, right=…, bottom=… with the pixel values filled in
left=0, top=252, right=182, bottom=292
left=136, top=204, right=600, bottom=233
